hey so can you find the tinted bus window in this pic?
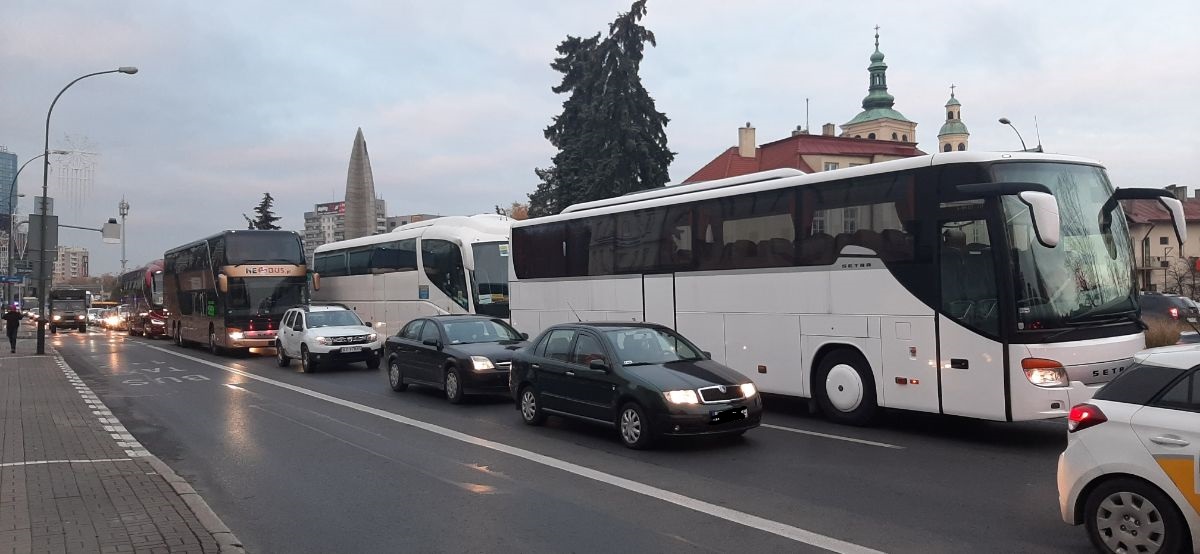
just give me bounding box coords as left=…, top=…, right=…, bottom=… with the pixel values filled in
left=422, top=239, right=469, bottom=310
left=314, top=252, right=347, bottom=277
left=513, top=223, right=567, bottom=279
left=697, top=189, right=794, bottom=270
left=371, top=239, right=417, bottom=272
left=227, top=232, right=304, bottom=265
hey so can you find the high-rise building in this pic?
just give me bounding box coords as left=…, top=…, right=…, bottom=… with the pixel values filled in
left=53, top=246, right=89, bottom=282
left=0, top=147, right=17, bottom=249
left=302, top=199, right=387, bottom=264
left=343, top=128, right=379, bottom=240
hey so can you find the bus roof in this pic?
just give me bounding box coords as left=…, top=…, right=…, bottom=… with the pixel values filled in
left=164, top=229, right=301, bottom=257
left=314, top=214, right=512, bottom=254
left=516, top=151, right=1101, bottom=227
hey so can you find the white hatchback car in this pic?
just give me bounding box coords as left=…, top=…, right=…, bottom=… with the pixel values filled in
left=1058, top=345, right=1200, bottom=554
left=276, top=305, right=382, bottom=373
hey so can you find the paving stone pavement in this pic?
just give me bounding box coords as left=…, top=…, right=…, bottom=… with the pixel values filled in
left=0, top=332, right=238, bottom=554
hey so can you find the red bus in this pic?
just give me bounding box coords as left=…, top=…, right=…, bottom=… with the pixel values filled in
left=118, top=260, right=168, bottom=338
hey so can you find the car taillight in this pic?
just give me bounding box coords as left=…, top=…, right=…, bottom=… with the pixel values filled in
left=1169, top=307, right=1180, bottom=319
left=1068, top=403, right=1107, bottom=433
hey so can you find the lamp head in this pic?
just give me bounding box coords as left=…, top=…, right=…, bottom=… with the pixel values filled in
left=998, top=117, right=1012, bottom=125
left=118, top=66, right=139, bottom=75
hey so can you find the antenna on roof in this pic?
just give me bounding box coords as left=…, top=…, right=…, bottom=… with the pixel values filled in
left=564, top=299, right=582, bottom=322
left=1033, top=115, right=1044, bottom=153
left=805, top=98, right=810, bottom=133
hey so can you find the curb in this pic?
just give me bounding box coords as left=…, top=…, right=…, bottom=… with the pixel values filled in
left=53, top=351, right=246, bottom=554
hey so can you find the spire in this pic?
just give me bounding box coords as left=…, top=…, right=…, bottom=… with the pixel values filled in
left=862, top=26, right=894, bottom=110
left=939, top=85, right=969, bottom=152
left=343, top=127, right=378, bottom=240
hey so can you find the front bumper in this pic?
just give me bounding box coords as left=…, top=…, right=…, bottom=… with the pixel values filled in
left=460, top=369, right=510, bottom=395
left=655, top=396, right=763, bottom=436
left=310, top=342, right=384, bottom=363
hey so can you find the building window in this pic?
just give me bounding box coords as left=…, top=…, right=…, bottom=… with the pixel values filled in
left=868, top=133, right=876, bottom=140
left=811, top=211, right=825, bottom=235
left=1160, top=236, right=1170, bottom=245
left=854, top=135, right=861, bottom=139
left=843, top=207, right=858, bottom=233
left=947, top=111, right=954, bottom=120
left=891, top=132, right=898, bottom=141
left=957, top=143, right=966, bottom=151
left=902, top=134, right=908, bottom=142
left=944, top=144, right=953, bottom=152
left=824, top=162, right=839, bottom=171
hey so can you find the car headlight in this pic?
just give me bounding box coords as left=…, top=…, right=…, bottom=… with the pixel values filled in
left=77, top=315, right=85, bottom=320
left=471, top=356, right=495, bottom=371
left=740, top=383, right=757, bottom=398
left=314, top=336, right=331, bottom=345
left=52, top=315, right=62, bottom=321
left=367, top=332, right=378, bottom=342
left=1021, top=358, right=1068, bottom=388
left=664, top=389, right=699, bottom=405
left=228, top=331, right=245, bottom=340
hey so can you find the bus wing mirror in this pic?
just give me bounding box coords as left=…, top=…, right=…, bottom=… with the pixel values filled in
left=312, top=272, right=321, bottom=291
left=1017, top=191, right=1060, bottom=248
left=1100, top=188, right=1187, bottom=246
left=217, top=274, right=229, bottom=293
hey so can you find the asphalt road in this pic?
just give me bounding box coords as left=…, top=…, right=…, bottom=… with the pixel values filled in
left=51, top=328, right=1094, bottom=554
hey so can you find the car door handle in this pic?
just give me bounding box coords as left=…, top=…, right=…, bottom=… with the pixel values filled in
left=565, top=371, right=575, bottom=377
left=1149, top=435, right=1190, bottom=447
left=531, top=364, right=540, bottom=369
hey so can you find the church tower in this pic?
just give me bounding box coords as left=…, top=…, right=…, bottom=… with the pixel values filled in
left=841, top=27, right=917, bottom=144
left=938, top=86, right=969, bottom=152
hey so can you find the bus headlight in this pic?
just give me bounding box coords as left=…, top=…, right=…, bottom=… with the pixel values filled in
left=1022, top=358, right=1068, bottom=387
left=52, top=315, right=62, bottom=321
left=664, top=389, right=700, bottom=405
left=471, top=356, right=494, bottom=371
left=228, top=330, right=245, bottom=340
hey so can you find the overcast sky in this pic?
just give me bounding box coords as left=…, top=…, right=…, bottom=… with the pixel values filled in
left=4, top=0, right=1197, bottom=274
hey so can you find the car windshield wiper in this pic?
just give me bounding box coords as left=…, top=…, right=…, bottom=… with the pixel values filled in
left=622, top=361, right=655, bottom=367
left=1065, top=308, right=1141, bottom=326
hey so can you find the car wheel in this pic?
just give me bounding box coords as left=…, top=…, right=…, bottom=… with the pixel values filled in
left=519, top=385, right=545, bottom=426
left=387, top=357, right=408, bottom=391
left=300, top=344, right=318, bottom=373
left=1084, top=477, right=1189, bottom=554
left=618, top=402, right=656, bottom=450
left=445, top=366, right=464, bottom=404
left=365, top=353, right=381, bottom=370
left=813, top=349, right=879, bottom=426
left=276, top=342, right=290, bottom=367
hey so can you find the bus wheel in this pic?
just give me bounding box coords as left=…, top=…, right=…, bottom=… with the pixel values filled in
left=174, top=326, right=184, bottom=347
left=208, top=329, right=221, bottom=355
left=814, top=349, right=879, bottom=426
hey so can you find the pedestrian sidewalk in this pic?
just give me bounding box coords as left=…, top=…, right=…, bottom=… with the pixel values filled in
left=0, top=337, right=242, bottom=554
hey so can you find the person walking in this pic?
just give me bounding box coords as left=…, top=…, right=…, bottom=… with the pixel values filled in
left=4, top=305, right=23, bottom=353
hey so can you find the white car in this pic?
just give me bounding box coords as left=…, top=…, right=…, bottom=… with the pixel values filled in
left=276, top=305, right=382, bottom=373
left=1058, top=344, right=1200, bottom=554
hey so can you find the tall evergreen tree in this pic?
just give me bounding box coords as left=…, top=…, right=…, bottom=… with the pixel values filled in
left=529, top=0, right=673, bottom=217
left=243, top=192, right=282, bottom=230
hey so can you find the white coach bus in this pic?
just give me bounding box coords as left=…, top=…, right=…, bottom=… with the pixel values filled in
left=508, top=152, right=1187, bottom=424
left=311, top=214, right=513, bottom=336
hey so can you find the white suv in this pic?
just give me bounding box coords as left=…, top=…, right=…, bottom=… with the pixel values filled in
left=276, top=305, right=382, bottom=373
left=1058, top=345, right=1199, bottom=554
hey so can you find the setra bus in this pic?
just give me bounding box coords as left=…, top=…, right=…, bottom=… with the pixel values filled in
left=508, top=151, right=1188, bottom=424
left=118, top=260, right=168, bottom=338
left=163, top=230, right=307, bottom=354
left=311, top=214, right=512, bottom=337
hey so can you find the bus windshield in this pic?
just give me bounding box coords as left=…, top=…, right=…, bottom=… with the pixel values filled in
left=227, top=233, right=304, bottom=265
left=995, top=163, right=1136, bottom=330
left=226, top=276, right=306, bottom=316
left=471, top=242, right=510, bottom=318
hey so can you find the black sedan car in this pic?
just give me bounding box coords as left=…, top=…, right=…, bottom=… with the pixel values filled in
left=510, top=322, right=762, bottom=449
left=385, top=315, right=529, bottom=403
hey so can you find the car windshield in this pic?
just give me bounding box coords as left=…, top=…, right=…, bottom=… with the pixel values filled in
left=994, top=163, right=1136, bottom=329
left=306, top=310, right=363, bottom=328
left=442, top=319, right=522, bottom=344
left=603, top=327, right=704, bottom=365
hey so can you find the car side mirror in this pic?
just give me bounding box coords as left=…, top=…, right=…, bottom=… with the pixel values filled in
left=701, top=351, right=712, bottom=359
left=423, top=338, right=441, bottom=349
left=589, top=359, right=609, bottom=371
left=521, top=332, right=529, bottom=340
left=364, top=321, right=373, bottom=328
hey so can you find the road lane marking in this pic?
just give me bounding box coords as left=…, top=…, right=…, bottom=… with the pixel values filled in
left=0, top=458, right=133, bottom=468
left=145, top=343, right=883, bottom=554
left=760, top=424, right=904, bottom=449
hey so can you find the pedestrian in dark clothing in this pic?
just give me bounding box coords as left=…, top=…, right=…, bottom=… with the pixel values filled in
left=3, top=306, right=23, bottom=353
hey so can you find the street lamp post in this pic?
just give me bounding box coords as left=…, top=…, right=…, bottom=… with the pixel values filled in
left=7, top=150, right=68, bottom=307
left=997, top=117, right=1028, bottom=152
left=35, top=66, right=137, bottom=355
left=119, top=198, right=129, bottom=275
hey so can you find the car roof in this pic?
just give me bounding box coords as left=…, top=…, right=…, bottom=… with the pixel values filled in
left=1134, top=344, right=1200, bottom=370
left=424, top=314, right=500, bottom=321
left=547, top=321, right=668, bottom=331
left=289, top=303, right=352, bottom=312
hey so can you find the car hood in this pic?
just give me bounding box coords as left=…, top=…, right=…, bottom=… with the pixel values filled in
left=449, top=341, right=528, bottom=361
left=310, top=326, right=375, bottom=337
left=623, top=359, right=748, bottom=391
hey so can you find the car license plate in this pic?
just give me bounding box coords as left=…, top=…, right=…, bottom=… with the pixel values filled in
left=711, top=406, right=748, bottom=424
left=1188, top=317, right=1198, bottom=323
left=341, top=345, right=362, bottom=353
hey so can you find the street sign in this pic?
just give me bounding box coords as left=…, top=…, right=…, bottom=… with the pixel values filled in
left=0, top=276, right=23, bottom=284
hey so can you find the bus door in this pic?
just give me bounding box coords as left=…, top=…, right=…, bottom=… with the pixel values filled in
left=642, top=273, right=676, bottom=329
left=937, top=200, right=1008, bottom=419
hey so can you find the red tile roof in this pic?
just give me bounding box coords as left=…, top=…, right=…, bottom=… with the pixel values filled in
left=1122, top=198, right=1200, bottom=224
left=683, top=133, right=925, bottom=183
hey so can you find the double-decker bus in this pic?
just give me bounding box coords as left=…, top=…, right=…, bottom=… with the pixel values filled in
left=118, top=260, right=168, bottom=338
left=311, top=214, right=512, bottom=336
left=164, top=230, right=307, bottom=354
left=48, top=288, right=89, bottom=333
left=509, top=151, right=1187, bottom=424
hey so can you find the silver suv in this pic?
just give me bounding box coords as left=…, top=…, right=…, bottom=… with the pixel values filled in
left=276, top=305, right=382, bottom=373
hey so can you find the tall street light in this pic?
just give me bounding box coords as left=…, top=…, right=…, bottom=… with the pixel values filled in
left=997, top=117, right=1028, bottom=152
left=118, top=198, right=129, bottom=274
left=35, top=66, right=138, bottom=355
left=7, top=150, right=69, bottom=306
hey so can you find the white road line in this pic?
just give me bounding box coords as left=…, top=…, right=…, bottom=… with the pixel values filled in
left=760, top=424, right=904, bottom=450
left=145, top=344, right=882, bottom=554
left=0, top=458, right=133, bottom=468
